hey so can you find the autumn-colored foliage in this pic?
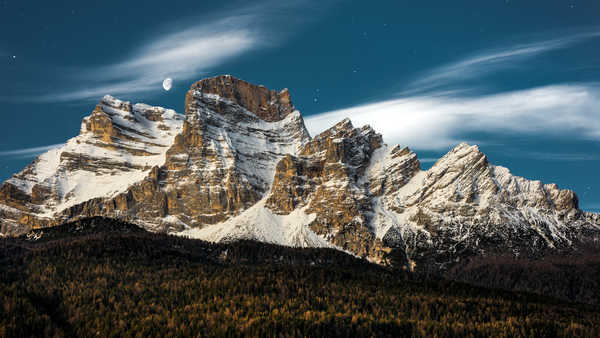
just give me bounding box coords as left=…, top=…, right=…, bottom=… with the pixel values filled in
left=0, top=217, right=598, bottom=337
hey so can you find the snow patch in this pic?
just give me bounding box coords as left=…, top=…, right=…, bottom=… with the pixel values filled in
left=176, top=199, right=333, bottom=249
left=2, top=98, right=184, bottom=217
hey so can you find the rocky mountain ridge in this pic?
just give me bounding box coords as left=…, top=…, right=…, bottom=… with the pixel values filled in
left=1, top=75, right=598, bottom=271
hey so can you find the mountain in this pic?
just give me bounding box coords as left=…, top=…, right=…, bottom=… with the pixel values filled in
left=1, top=75, right=599, bottom=272
left=0, top=96, right=183, bottom=232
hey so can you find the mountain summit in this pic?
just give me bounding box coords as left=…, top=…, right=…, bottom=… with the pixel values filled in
left=1, top=75, right=598, bottom=271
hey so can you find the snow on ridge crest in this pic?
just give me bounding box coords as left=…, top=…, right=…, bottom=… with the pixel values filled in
left=1, top=95, right=184, bottom=226
left=0, top=76, right=598, bottom=272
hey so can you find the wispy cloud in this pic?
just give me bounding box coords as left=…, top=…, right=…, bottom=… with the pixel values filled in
left=520, top=151, right=599, bottom=161
left=0, top=144, right=63, bottom=158
left=404, top=29, right=600, bottom=95
left=417, top=152, right=597, bottom=165
left=306, top=28, right=600, bottom=151
left=305, top=83, right=600, bottom=150
left=47, top=26, right=256, bottom=102
left=16, top=0, right=327, bottom=102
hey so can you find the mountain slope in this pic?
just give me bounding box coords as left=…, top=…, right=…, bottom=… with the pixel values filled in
left=1, top=75, right=598, bottom=273
left=366, top=142, right=600, bottom=270
left=2, top=217, right=599, bottom=337
left=0, top=96, right=183, bottom=235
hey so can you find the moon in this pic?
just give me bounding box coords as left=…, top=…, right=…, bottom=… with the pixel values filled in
left=162, top=78, right=173, bottom=91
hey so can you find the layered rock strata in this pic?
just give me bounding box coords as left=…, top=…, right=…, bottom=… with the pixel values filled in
left=1, top=75, right=598, bottom=271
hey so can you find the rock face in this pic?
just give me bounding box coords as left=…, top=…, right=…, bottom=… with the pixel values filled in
left=366, top=143, right=599, bottom=271
left=132, top=75, right=310, bottom=229
left=1, top=75, right=599, bottom=272
left=0, top=75, right=309, bottom=234
left=0, top=95, right=183, bottom=235
left=265, top=119, right=390, bottom=262
left=187, top=75, right=295, bottom=122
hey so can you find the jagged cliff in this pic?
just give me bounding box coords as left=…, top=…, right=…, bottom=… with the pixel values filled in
left=1, top=75, right=598, bottom=271
left=0, top=96, right=183, bottom=234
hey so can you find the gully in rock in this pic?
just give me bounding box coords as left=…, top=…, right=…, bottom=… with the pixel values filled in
left=1, top=76, right=599, bottom=276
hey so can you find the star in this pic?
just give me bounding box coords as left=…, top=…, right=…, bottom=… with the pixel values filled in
left=313, top=98, right=318, bottom=103
left=12, top=55, right=16, bottom=59
left=570, top=4, right=575, bottom=8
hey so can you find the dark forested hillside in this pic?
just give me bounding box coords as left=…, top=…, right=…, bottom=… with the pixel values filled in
left=445, top=247, right=600, bottom=306
left=1, top=217, right=599, bottom=337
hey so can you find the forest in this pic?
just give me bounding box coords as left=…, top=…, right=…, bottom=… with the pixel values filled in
left=1, top=217, right=599, bottom=337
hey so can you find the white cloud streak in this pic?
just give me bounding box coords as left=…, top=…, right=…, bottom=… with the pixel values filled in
left=405, top=29, right=600, bottom=94
left=307, top=29, right=600, bottom=151
left=49, top=22, right=260, bottom=102
left=305, top=84, right=600, bottom=150
left=419, top=158, right=439, bottom=163
left=521, top=151, right=599, bottom=161
left=30, top=0, right=324, bottom=102
left=0, top=144, right=63, bottom=158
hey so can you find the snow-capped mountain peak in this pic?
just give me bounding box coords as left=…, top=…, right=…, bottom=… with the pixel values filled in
left=1, top=75, right=598, bottom=272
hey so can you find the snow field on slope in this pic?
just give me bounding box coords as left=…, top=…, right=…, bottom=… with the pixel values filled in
left=177, top=199, right=334, bottom=249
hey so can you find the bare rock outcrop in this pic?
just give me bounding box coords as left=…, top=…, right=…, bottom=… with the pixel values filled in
left=1, top=75, right=598, bottom=274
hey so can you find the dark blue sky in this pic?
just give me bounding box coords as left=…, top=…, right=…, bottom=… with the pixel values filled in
left=1, top=0, right=599, bottom=212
